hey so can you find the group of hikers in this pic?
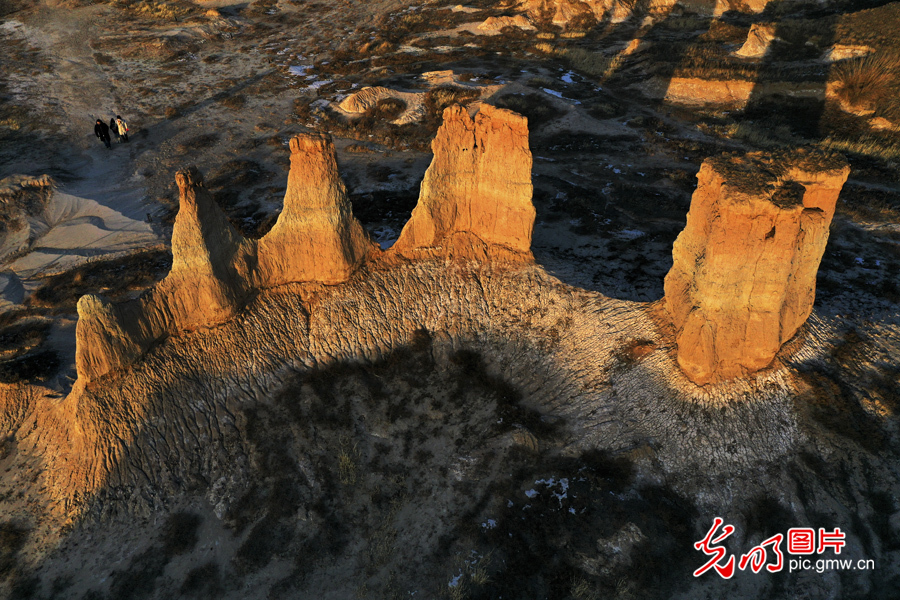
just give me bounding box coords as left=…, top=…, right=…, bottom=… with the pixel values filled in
left=93, top=115, right=129, bottom=149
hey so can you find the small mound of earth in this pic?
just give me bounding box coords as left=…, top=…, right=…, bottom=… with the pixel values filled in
left=338, top=86, right=426, bottom=125
left=733, top=23, right=778, bottom=59
left=478, top=15, right=535, bottom=32
left=821, top=44, right=874, bottom=62
left=336, top=71, right=504, bottom=125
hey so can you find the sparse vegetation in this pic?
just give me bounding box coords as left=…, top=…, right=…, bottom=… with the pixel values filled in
left=220, top=93, right=247, bottom=110
left=536, top=45, right=626, bottom=81
left=0, top=523, right=28, bottom=582
left=161, top=511, right=201, bottom=556
left=337, top=435, right=359, bottom=485
left=831, top=52, right=900, bottom=113
left=424, top=85, right=481, bottom=121
left=116, top=0, right=192, bottom=21
left=180, top=563, right=223, bottom=599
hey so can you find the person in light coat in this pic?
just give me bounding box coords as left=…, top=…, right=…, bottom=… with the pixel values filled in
left=115, top=115, right=129, bottom=142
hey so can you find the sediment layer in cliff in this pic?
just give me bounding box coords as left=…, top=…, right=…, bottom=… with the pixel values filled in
left=663, top=149, right=850, bottom=385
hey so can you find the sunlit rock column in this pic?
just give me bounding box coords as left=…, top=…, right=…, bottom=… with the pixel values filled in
left=163, top=167, right=256, bottom=331
left=257, top=133, right=377, bottom=286
left=664, top=150, right=850, bottom=385
left=75, top=167, right=256, bottom=382
left=392, top=104, right=535, bottom=259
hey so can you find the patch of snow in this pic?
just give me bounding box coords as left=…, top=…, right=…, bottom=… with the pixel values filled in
left=535, top=478, right=569, bottom=507
left=481, top=519, right=497, bottom=529
left=561, top=71, right=576, bottom=84
left=525, top=489, right=539, bottom=498
left=448, top=572, right=463, bottom=588
left=615, top=229, right=646, bottom=240
left=542, top=88, right=564, bottom=99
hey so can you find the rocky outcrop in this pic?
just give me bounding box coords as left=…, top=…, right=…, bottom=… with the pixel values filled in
left=74, top=116, right=541, bottom=382
left=339, top=86, right=410, bottom=114
left=643, top=77, right=827, bottom=108
left=75, top=135, right=376, bottom=382
left=821, top=44, right=873, bottom=62
left=338, top=86, right=426, bottom=125
left=75, top=294, right=154, bottom=383
left=75, top=168, right=256, bottom=382
left=664, top=150, right=850, bottom=385
left=391, top=104, right=535, bottom=260
left=0, top=174, right=53, bottom=234
left=734, top=23, right=778, bottom=59
left=257, top=134, right=377, bottom=286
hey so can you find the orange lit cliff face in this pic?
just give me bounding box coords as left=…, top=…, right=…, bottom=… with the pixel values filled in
left=391, top=104, right=535, bottom=261
left=75, top=106, right=852, bottom=392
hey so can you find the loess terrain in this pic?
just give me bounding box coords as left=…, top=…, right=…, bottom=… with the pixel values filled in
left=0, top=0, right=898, bottom=598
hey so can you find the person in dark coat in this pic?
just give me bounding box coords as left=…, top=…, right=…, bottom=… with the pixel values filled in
left=109, top=117, right=119, bottom=142
left=94, top=119, right=111, bottom=149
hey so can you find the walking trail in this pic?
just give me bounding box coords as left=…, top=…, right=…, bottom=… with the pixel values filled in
left=1, top=1, right=163, bottom=310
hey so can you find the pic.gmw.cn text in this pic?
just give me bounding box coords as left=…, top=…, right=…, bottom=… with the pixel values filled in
left=693, top=517, right=875, bottom=578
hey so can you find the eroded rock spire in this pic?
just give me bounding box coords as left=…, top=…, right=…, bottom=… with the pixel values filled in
left=664, top=149, right=850, bottom=385
left=75, top=137, right=378, bottom=382
left=257, top=133, right=377, bottom=286
left=391, top=104, right=535, bottom=260
left=167, top=167, right=256, bottom=329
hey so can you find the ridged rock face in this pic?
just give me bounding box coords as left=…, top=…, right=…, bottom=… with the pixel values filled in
left=166, top=167, right=255, bottom=330
left=478, top=15, right=535, bottom=31
left=257, top=133, right=376, bottom=286
left=392, top=104, right=535, bottom=259
left=524, top=0, right=770, bottom=26
left=664, top=150, right=850, bottom=385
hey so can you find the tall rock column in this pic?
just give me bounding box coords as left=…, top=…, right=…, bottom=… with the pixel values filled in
left=664, top=150, right=850, bottom=385
left=391, top=104, right=535, bottom=260
left=257, top=133, right=377, bottom=286
left=163, top=167, right=256, bottom=331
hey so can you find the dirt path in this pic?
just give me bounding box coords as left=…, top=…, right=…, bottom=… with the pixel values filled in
left=16, top=2, right=160, bottom=223
left=1, top=2, right=164, bottom=288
